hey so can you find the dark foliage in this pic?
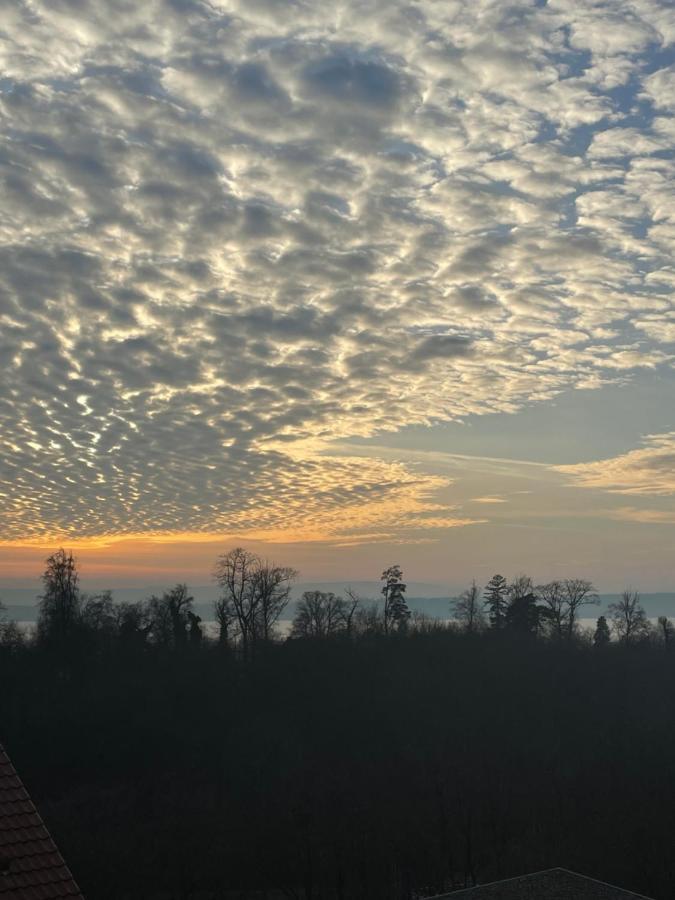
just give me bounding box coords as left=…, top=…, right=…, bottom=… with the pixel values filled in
left=2, top=622, right=675, bottom=899
left=2, top=557, right=674, bottom=899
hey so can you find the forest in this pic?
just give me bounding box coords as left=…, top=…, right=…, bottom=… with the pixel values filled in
left=1, top=548, right=675, bottom=899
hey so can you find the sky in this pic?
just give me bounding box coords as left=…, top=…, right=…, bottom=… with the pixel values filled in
left=0, top=0, right=674, bottom=592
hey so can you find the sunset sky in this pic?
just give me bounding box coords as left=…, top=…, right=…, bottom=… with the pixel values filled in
left=1, top=0, right=674, bottom=591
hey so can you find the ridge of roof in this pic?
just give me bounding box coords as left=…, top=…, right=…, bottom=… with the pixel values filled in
left=0, top=742, right=84, bottom=899
left=427, top=866, right=655, bottom=899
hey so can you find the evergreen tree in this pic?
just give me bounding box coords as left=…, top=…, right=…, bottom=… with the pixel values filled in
left=505, top=575, right=540, bottom=634
left=483, top=574, right=508, bottom=629
left=593, top=615, right=611, bottom=647
left=381, top=564, right=410, bottom=633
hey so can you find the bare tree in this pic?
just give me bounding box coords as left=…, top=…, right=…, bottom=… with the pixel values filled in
left=562, top=578, right=598, bottom=640
left=0, top=599, right=23, bottom=650
left=354, top=601, right=384, bottom=636
left=451, top=581, right=485, bottom=632
left=213, top=548, right=259, bottom=657
left=343, top=588, right=362, bottom=636
left=80, top=591, right=117, bottom=636
left=213, top=594, right=235, bottom=648
left=608, top=590, right=651, bottom=643
left=213, top=548, right=296, bottom=655
left=37, top=548, right=81, bottom=643
left=252, top=562, right=297, bottom=642
left=291, top=591, right=347, bottom=639
left=536, top=581, right=566, bottom=639
left=148, top=584, right=194, bottom=647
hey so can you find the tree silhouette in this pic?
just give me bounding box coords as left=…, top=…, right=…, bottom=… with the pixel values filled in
left=148, top=584, right=194, bottom=647
left=213, top=547, right=259, bottom=656
left=213, top=548, right=296, bottom=655
left=657, top=615, right=674, bottom=648
left=537, top=580, right=566, bottom=639
left=251, top=561, right=297, bottom=642
left=483, top=574, right=508, bottom=629
left=0, top=599, right=22, bottom=650
left=381, top=564, right=410, bottom=633
left=37, top=548, right=80, bottom=644
left=608, top=590, right=650, bottom=643
left=451, top=581, right=484, bottom=632
left=291, top=591, right=348, bottom=639
left=505, top=576, right=540, bottom=634
left=593, top=615, right=611, bottom=647
left=3, top=555, right=675, bottom=900
left=187, top=610, right=203, bottom=645
left=562, top=578, right=599, bottom=640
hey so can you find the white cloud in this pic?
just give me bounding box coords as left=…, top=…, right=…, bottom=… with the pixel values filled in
left=1, top=0, right=674, bottom=542
left=557, top=433, right=675, bottom=496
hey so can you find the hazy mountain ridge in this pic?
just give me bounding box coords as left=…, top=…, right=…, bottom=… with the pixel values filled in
left=4, top=584, right=675, bottom=622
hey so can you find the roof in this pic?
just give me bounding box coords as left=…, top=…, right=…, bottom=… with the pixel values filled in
left=0, top=743, right=84, bottom=899
left=430, top=868, right=654, bottom=899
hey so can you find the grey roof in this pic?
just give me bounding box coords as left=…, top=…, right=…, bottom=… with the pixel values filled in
left=430, top=868, right=653, bottom=899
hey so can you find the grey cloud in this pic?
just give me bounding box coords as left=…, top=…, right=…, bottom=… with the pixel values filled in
left=410, top=334, right=474, bottom=361
left=1, top=0, right=674, bottom=540
left=300, top=52, right=404, bottom=109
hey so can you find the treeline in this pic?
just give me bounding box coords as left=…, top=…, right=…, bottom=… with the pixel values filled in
left=2, top=548, right=671, bottom=654
left=1, top=551, right=675, bottom=900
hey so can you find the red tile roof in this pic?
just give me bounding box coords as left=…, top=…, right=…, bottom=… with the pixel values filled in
left=0, top=743, right=83, bottom=899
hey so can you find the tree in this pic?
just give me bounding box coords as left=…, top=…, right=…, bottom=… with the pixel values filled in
left=505, top=575, right=540, bottom=635
left=213, top=594, right=235, bottom=648
left=593, top=615, right=611, bottom=648
left=251, top=562, right=297, bottom=643
left=483, top=574, right=508, bottom=630
left=451, top=581, right=485, bottom=632
left=354, top=601, right=384, bottom=635
left=291, top=591, right=347, bottom=639
left=0, top=600, right=23, bottom=651
left=148, top=584, right=194, bottom=647
left=117, top=600, right=151, bottom=647
left=37, top=549, right=81, bottom=643
left=381, top=564, right=410, bottom=633
left=187, top=611, right=203, bottom=646
left=657, top=616, right=674, bottom=648
left=536, top=581, right=566, bottom=640
left=562, top=578, right=598, bottom=640
left=214, top=548, right=259, bottom=656
left=608, top=590, right=650, bottom=643
left=213, top=548, right=297, bottom=656
left=343, top=588, right=362, bottom=636
left=80, top=591, right=117, bottom=636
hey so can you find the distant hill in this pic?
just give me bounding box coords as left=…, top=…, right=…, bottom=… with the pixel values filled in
left=3, top=585, right=674, bottom=622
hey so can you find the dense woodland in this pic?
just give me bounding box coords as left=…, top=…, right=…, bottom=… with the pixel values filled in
left=1, top=549, right=675, bottom=899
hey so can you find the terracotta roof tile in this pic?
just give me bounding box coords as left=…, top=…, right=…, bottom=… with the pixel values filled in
left=0, top=744, right=84, bottom=899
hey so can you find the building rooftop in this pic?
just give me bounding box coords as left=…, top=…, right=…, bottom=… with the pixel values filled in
left=0, top=742, right=84, bottom=899
left=431, top=868, right=654, bottom=899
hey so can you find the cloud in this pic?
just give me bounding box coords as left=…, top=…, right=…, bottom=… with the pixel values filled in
left=1, top=0, right=675, bottom=542
left=556, top=433, right=675, bottom=496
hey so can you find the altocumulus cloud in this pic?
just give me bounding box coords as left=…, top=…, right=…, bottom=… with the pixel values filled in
left=1, top=0, right=674, bottom=541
